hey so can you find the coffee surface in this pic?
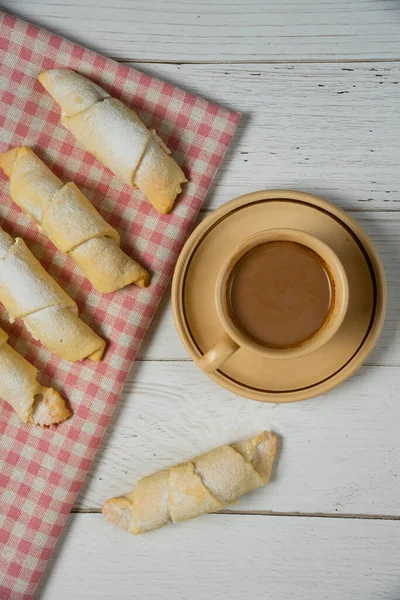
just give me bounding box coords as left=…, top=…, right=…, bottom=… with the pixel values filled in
left=228, top=241, right=332, bottom=348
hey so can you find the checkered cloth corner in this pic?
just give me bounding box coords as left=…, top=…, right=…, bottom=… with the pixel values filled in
left=0, top=10, right=240, bottom=599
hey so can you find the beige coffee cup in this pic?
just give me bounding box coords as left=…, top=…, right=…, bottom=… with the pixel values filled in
left=198, top=228, right=349, bottom=373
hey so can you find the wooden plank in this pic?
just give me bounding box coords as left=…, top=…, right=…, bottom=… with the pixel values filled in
left=6, top=0, right=400, bottom=62
left=36, top=513, right=400, bottom=600
left=139, top=211, right=399, bottom=364
left=124, top=62, right=400, bottom=211
left=74, top=361, right=400, bottom=515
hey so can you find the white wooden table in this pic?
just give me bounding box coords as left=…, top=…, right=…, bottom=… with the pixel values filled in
left=4, top=2, right=400, bottom=598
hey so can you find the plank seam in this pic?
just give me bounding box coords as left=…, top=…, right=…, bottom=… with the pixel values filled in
left=118, top=58, right=400, bottom=65
left=71, top=508, right=400, bottom=520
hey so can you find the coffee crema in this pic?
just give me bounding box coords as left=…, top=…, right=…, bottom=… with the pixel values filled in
left=227, top=241, right=333, bottom=348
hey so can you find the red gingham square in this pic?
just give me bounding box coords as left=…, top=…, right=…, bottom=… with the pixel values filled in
left=0, top=10, right=240, bottom=600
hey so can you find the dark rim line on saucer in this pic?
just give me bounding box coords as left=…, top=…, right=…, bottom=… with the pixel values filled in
left=179, top=197, right=379, bottom=395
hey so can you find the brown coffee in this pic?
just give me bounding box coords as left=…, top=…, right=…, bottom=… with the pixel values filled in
left=228, top=241, right=333, bottom=348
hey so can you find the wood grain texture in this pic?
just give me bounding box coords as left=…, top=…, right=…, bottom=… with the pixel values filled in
left=4, top=3, right=400, bottom=597
left=139, top=211, right=399, bottom=364
left=36, top=513, right=400, bottom=600
left=74, top=361, right=400, bottom=515
left=5, top=0, right=400, bottom=62
left=119, top=62, right=400, bottom=211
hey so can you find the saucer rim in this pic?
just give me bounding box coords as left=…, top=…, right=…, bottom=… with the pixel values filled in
left=171, top=190, right=387, bottom=403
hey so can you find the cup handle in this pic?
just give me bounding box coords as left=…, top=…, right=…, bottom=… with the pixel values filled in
left=198, top=333, right=240, bottom=373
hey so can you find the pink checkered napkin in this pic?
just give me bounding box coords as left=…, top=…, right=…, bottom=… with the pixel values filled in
left=0, top=11, right=240, bottom=599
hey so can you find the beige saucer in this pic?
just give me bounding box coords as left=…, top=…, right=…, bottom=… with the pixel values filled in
left=171, top=190, right=387, bottom=402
